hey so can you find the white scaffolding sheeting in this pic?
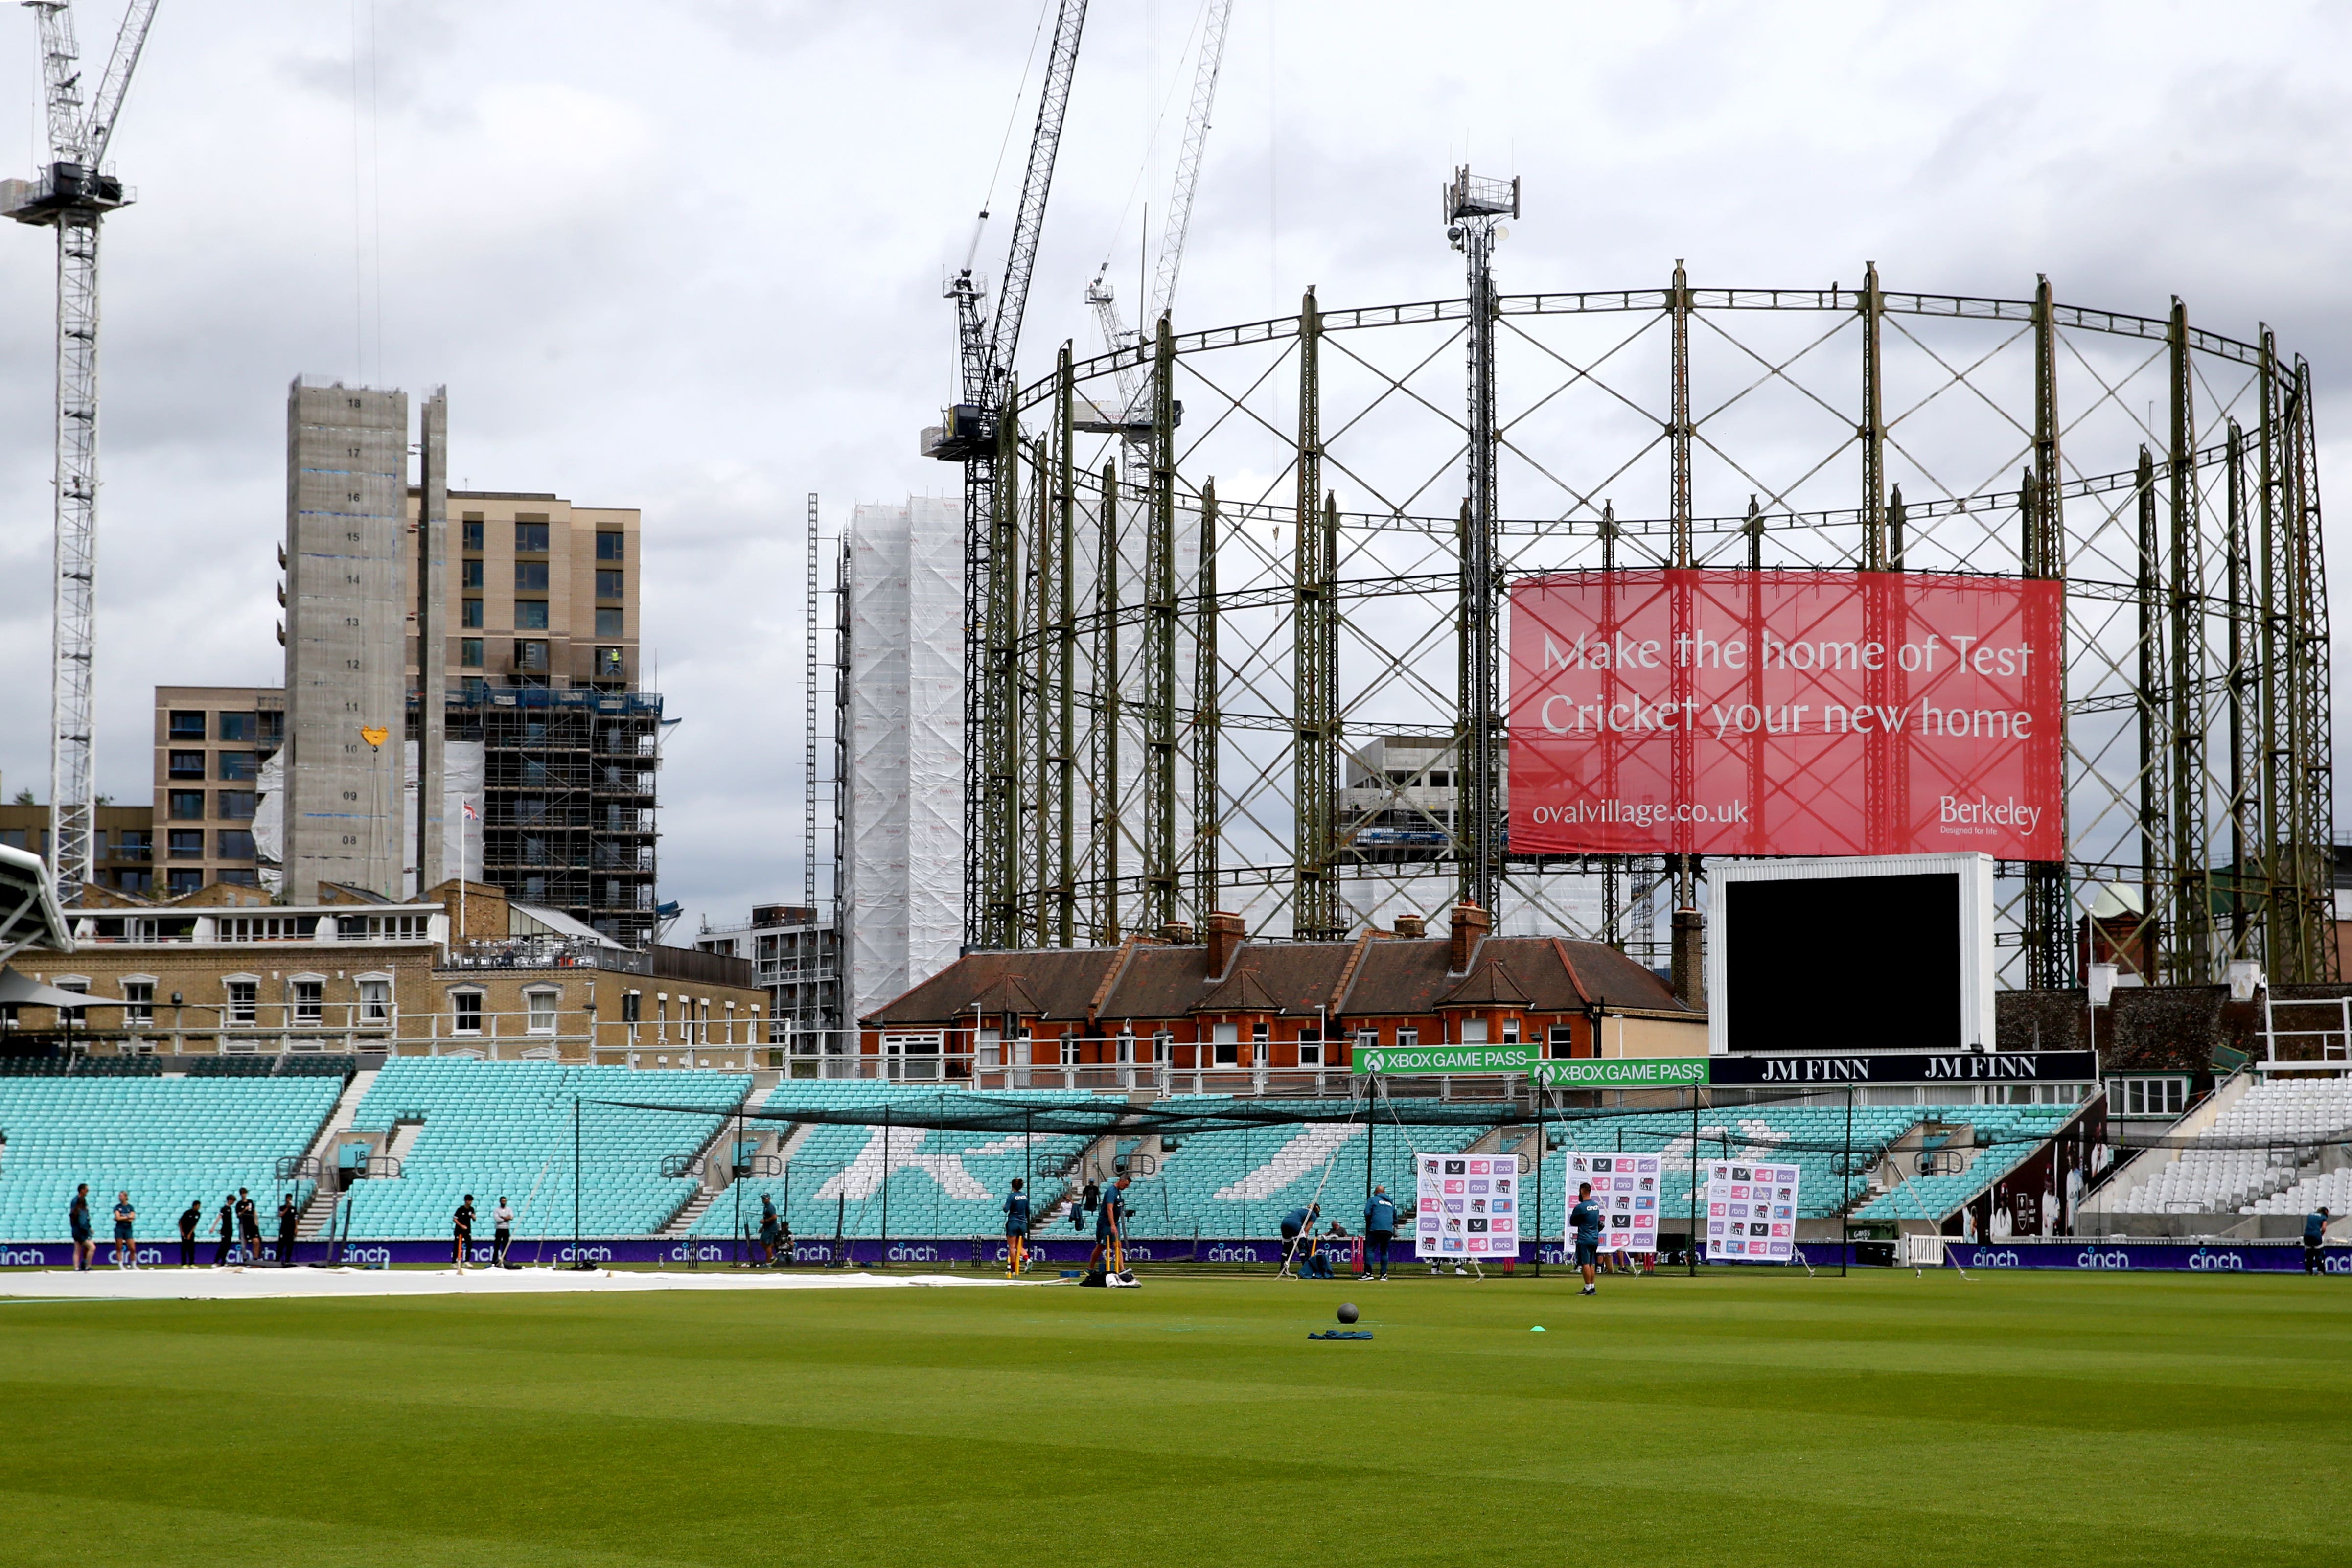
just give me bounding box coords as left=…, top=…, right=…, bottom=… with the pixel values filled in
left=846, top=497, right=965, bottom=1024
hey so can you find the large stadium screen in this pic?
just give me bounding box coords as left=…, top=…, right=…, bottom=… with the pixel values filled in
left=1507, top=569, right=2063, bottom=859
left=1723, top=869, right=1963, bottom=1053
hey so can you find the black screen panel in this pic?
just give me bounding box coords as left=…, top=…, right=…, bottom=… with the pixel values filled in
left=1723, top=872, right=1961, bottom=1053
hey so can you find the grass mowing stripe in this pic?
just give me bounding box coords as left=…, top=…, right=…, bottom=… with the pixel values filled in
left=2, top=1273, right=2346, bottom=1567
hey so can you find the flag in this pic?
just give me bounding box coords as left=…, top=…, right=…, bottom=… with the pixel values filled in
left=462, top=801, right=479, bottom=820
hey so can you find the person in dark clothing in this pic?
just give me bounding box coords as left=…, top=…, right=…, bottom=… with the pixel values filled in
left=1279, top=1202, right=1321, bottom=1276
left=757, top=1194, right=784, bottom=1268
left=2306, top=1206, right=2333, bottom=1274
left=1569, top=1181, right=1604, bottom=1297
left=453, top=1194, right=476, bottom=1269
left=234, top=1189, right=262, bottom=1264
left=1082, top=1178, right=1101, bottom=1212
left=276, top=1195, right=300, bottom=1268
left=1001, top=1180, right=1030, bottom=1276
left=111, top=1191, right=137, bottom=1270
left=68, top=1184, right=94, bottom=1272
left=1089, top=1175, right=1131, bottom=1272
left=1362, top=1185, right=1398, bottom=1280
left=213, top=1196, right=234, bottom=1266
left=177, top=1200, right=201, bottom=1267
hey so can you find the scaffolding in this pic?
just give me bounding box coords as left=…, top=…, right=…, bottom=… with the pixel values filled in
left=438, top=686, right=662, bottom=946
left=961, top=193, right=2335, bottom=987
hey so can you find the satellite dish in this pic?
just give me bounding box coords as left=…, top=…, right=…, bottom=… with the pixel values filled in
left=1492, top=225, right=1510, bottom=244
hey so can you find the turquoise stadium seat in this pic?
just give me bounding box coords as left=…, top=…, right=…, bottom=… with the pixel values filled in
left=0, top=1075, right=343, bottom=1241
left=692, top=1084, right=1098, bottom=1241
left=337, top=1059, right=751, bottom=1241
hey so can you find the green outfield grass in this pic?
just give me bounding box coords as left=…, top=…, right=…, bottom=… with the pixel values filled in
left=1, top=1268, right=2345, bottom=1567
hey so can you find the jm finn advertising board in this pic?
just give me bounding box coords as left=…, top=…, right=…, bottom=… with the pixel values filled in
left=1508, top=570, right=2064, bottom=859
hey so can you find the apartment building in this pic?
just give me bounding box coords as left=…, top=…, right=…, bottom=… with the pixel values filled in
left=434, top=491, right=641, bottom=694
left=4, top=879, right=764, bottom=1066
left=151, top=686, right=286, bottom=895
left=0, top=802, right=157, bottom=897
left=695, top=903, right=845, bottom=1065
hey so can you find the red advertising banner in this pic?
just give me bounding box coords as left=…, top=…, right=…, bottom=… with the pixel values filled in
left=1508, top=570, right=2064, bottom=861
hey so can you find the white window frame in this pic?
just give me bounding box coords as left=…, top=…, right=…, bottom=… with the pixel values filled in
left=357, top=973, right=392, bottom=1025
left=52, top=976, right=88, bottom=1024
left=450, top=987, right=485, bottom=1036
left=1212, top=1022, right=1240, bottom=1067
left=1460, top=1017, right=1489, bottom=1044
left=119, top=975, right=156, bottom=1028
left=1396, top=1027, right=1420, bottom=1050
left=224, top=974, right=259, bottom=1027
left=1059, top=1032, right=1081, bottom=1067
left=289, top=974, right=326, bottom=1027
left=525, top=987, right=559, bottom=1036
left=1297, top=1024, right=1323, bottom=1067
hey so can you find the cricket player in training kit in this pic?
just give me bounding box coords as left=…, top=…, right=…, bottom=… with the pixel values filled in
left=1091, top=1175, right=1129, bottom=1272
left=1004, top=1179, right=1031, bottom=1276
left=1569, top=1181, right=1603, bottom=1296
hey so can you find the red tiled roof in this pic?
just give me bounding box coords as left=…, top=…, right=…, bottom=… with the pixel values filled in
left=860, top=931, right=1687, bottom=1027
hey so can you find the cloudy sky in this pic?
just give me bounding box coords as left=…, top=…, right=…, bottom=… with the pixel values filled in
left=0, top=0, right=2346, bottom=933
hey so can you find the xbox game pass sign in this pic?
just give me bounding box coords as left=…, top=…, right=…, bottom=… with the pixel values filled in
left=1356, top=1042, right=1533, bottom=1075
left=1356, top=1045, right=1715, bottom=1083
left=1533, top=1058, right=1709, bottom=1088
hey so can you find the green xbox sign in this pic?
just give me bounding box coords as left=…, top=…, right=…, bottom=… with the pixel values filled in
left=1354, top=1043, right=1534, bottom=1075
left=1531, top=1057, right=1710, bottom=1087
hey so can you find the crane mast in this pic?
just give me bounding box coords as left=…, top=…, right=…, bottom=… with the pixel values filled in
left=5, top=0, right=161, bottom=904
left=1083, top=0, right=1233, bottom=433
left=925, top=0, right=1088, bottom=949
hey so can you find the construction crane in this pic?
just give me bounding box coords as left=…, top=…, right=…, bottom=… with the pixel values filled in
left=2, top=0, right=161, bottom=904
left=924, top=0, right=1088, bottom=949
left=1082, top=0, right=1233, bottom=436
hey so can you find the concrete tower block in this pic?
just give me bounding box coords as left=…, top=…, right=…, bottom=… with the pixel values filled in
left=413, top=388, right=448, bottom=896
left=284, top=379, right=409, bottom=901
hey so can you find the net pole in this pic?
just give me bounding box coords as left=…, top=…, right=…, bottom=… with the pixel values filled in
left=573, top=1095, right=582, bottom=1265
left=880, top=1103, right=892, bottom=1263
left=1842, top=1085, right=1853, bottom=1278
left=733, top=1103, right=743, bottom=1267
left=1687, top=1086, right=1699, bottom=1277
left=1532, top=1082, right=1545, bottom=1278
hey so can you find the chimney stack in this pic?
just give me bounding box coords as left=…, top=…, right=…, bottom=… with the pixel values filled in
left=1161, top=920, right=1196, bottom=946
left=1448, top=901, right=1491, bottom=973
left=1205, top=910, right=1245, bottom=976
left=1393, top=913, right=1427, bottom=939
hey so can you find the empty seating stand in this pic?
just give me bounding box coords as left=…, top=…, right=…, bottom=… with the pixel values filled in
left=0, top=1074, right=344, bottom=1241
left=2109, top=1078, right=2352, bottom=1216
left=337, top=1059, right=751, bottom=1241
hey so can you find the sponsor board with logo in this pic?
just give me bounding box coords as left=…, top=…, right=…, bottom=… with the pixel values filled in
left=1535, top=1058, right=1710, bottom=1088
left=1564, top=1151, right=1663, bottom=1252
left=1704, top=1160, right=1803, bottom=1262
left=1416, top=1153, right=1522, bottom=1259
left=1359, top=1043, right=1534, bottom=1075
left=1941, top=1241, right=2351, bottom=1273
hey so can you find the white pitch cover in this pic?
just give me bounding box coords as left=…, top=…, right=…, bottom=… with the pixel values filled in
left=1704, top=1159, right=1803, bottom=1261
left=1414, top=1152, right=1521, bottom=1259
left=1563, top=1151, right=1664, bottom=1253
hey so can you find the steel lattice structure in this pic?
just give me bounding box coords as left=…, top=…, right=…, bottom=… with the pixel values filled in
left=963, top=236, right=2335, bottom=990
left=7, top=0, right=161, bottom=904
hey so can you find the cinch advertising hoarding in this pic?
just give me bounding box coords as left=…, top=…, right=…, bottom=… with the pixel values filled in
left=1508, top=570, right=2064, bottom=860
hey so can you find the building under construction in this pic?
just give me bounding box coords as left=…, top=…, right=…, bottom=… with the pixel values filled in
left=952, top=176, right=2336, bottom=992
